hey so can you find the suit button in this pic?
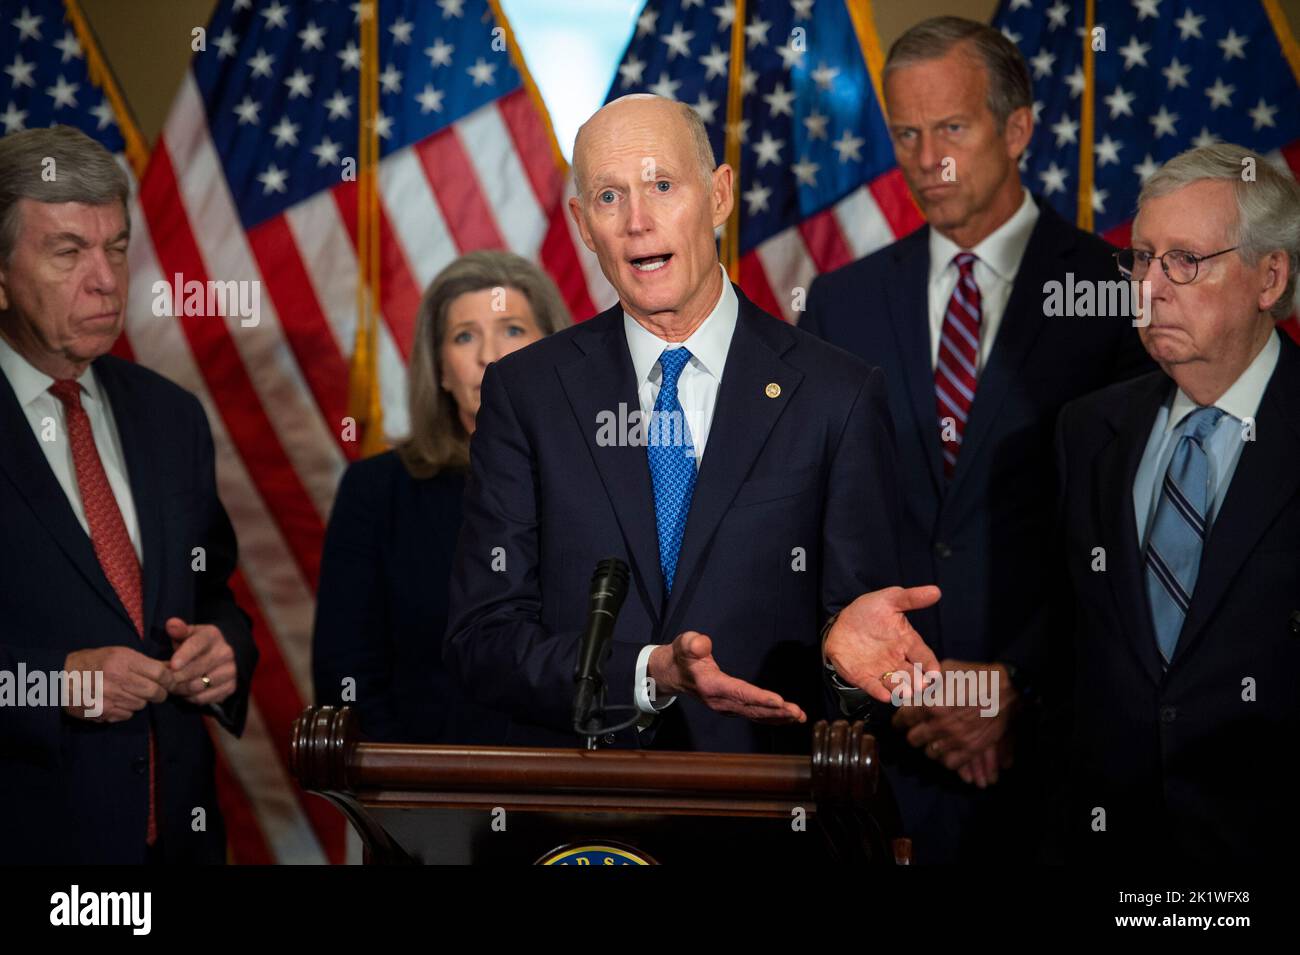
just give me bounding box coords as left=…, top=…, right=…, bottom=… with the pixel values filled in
left=1160, top=705, right=1177, bottom=724
left=131, top=756, right=148, bottom=775
left=1289, top=610, right=1300, bottom=636
left=933, top=541, right=953, bottom=559
left=603, top=734, right=616, bottom=745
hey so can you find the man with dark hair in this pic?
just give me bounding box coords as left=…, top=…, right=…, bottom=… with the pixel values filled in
left=801, top=17, right=1151, bottom=863
left=0, top=125, right=257, bottom=863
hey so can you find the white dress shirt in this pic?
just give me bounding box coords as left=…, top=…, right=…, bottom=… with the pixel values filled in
left=626, top=264, right=739, bottom=719
left=823, top=190, right=1038, bottom=714
left=1133, top=330, right=1281, bottom=545
left=0, top=334, right=142, bottom=562
left=2, top=334, right=237, bottom=724
left=927, top=188, right=1039, bottom=372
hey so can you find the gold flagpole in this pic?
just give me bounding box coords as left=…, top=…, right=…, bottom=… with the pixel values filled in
left=721, top=0, right=748, bottom=282
left=350, top=2, right=386, bottom=457
left=1076, top=0, right=1096, bottom=231
left=64, top=0, right=149, bottom=176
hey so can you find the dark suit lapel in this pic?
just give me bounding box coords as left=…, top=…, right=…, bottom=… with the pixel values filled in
left=882, top=230, right=943, bottom=493
left=1095, top=372, right=1171, bottom=687
left=0, top=361, right=138, bottom=633
left=557, top=305, right=665, bottom=624
left=94, top=357, right=164, bottom=634
left=949, top=200, right=1068, bottom=498
left=1173, top=337, right=1300, bottom=666
left=663, top=293, right=803, bottom=628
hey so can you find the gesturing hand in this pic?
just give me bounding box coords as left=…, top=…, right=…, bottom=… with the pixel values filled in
left=823, top=585, right=942, bottom=703
left=647, top=631, right=806, bottom=725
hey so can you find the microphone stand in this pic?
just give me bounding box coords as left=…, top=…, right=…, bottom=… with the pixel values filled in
left=572, top=558, right=640, bottom=747
left=574, top=679, right=605, bottom=750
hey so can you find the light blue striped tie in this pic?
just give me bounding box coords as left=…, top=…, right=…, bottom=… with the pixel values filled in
left=1144, top=405, right=1225, bottom=664
left=647, top=347, right=697, bottom=594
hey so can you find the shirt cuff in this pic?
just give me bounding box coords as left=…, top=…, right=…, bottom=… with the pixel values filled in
left=634, top=643, right=676, bottom=722
left=821, top=613, right=872, bottom=716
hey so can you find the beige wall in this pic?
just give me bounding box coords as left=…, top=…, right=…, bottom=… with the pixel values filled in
left=82, top=0, right=1300, bottom=146
left=82, top=0, right=217, bottom=142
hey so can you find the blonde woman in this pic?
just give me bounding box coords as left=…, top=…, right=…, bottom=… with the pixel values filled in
left=312, top=251, right=570, bottom=742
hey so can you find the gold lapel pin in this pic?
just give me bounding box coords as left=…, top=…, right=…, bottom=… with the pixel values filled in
left=765, top=382, right=781, bottom=399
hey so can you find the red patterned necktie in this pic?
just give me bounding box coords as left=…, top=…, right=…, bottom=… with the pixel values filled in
left=934, top=252, right=983, bottom=479
left=50, top=378, right=158, bottom=847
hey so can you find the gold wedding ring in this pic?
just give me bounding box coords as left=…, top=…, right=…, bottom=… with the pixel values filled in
left=201, top=675, right=212, bottom=688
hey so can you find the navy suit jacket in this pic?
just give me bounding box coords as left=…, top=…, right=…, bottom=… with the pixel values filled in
left=312, top=452, right=510, bottom=745
left=802, top=197, right=1151, bottom=675
left=800, top=196, right=1152, bottom=860
left=445, top=287, right=901, bottom=754
left=1056, top=332, right=1300, bottom=863
left=0, top=354, right=256, bottom=864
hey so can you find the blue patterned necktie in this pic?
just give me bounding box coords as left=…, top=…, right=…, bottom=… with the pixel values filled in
left=647, top=347, right=697, bottom=594
left=1144, top=405, right=1225, bottom=664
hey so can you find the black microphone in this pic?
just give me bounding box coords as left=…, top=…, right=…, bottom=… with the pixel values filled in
left=572, top=558, right=630, bottom=738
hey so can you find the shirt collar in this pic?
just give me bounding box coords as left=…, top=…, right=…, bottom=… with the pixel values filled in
left=0, top=332, right=101, bottom=408
left=928, top=187, right=1040, bottom=285
left=1165, top=329, right=1282, bottom=432
left=623, top=262, right=738, bottom=386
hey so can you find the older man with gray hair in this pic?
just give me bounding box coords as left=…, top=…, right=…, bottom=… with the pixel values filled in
left=801, top=14, right=1152, bottom=865
left=1055, top=142, right=1300, bottom=862
left=0, top=125, right=257, bottom=863
left=447, top=94, right=942, bottom=767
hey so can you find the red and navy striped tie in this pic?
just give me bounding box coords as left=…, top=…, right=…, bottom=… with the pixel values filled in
left=935, top=252, right=982, bottom=479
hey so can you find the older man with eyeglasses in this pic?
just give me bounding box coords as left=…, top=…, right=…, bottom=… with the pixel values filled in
left=1054, top=142, right=1300, bottom=863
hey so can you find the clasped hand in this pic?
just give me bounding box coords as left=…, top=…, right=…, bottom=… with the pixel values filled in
left=890, top=660, right=1018, bottom=788
left=63, top=617, right=236, bottom=723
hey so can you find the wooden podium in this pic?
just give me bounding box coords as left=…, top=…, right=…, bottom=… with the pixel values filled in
left=291, top=705, right=911, bottom=864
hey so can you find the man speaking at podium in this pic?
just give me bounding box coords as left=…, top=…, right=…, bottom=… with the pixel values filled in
left=446, top=95, right=939, bottom=754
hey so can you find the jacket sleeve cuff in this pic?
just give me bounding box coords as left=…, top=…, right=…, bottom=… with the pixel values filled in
left=820, top=612, right=873, bottom=716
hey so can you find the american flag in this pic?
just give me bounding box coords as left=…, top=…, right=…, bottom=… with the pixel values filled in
left=608, top=0, right=922, bottom=322
left=3, top=0, right=614, bottom=863
left=0, top=2, right=147, bottom=173
left=993, top=0, right=1300, bottom=331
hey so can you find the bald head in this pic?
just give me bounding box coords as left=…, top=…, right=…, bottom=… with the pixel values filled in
left=572, top=95, right=716, bottom=198
left=565, top=93, right=734, bottom=338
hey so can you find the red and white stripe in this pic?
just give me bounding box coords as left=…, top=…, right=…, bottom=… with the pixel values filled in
left=751, top=167, right=924, bottom=323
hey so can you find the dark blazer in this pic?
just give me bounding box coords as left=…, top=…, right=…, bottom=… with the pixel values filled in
left=799, top=196, right=1153, bottom=861
left=0, top=354, right=257, bottom=864
left=312, top=451, right=509, bottom=745
left=445, top=287, right=901, bottom=754
left=1055, top=332, right=1300, bottom=863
